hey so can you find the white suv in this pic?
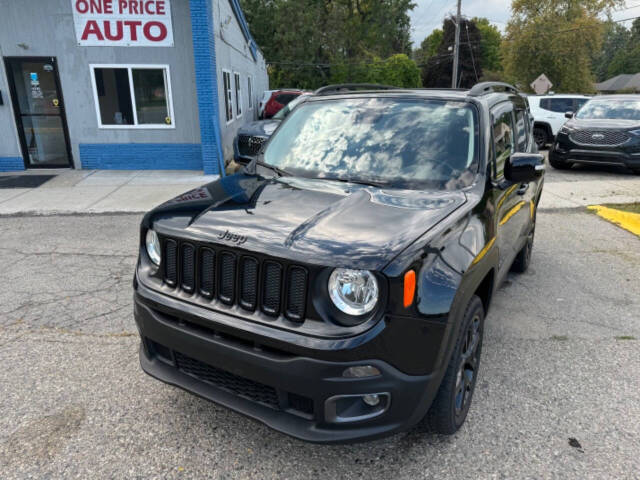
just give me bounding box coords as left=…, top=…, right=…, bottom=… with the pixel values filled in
left=528, top=95, right=591, bottom=149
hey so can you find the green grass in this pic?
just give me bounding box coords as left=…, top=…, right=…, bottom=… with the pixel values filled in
left=550, top=335, right=569, bottom=341
left=615, top=335, right=636, bottom=341
left=603, top=203, right=640, bottom=214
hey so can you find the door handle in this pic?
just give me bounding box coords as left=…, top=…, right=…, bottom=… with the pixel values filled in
left=517, top=183, right=529, bottom=195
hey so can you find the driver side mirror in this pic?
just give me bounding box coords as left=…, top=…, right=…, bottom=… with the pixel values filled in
left=564, top=111, right=574, bottom=119
left=505, top=153, right=545, bottom=183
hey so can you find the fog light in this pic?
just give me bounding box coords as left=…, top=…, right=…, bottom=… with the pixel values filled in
left=342, top=365, right=381, bottom=378
left=362, top=394, right=380, bottom=406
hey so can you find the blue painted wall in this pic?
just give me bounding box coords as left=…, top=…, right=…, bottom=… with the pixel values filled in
left=79, top=144, right=202, bottom=170
left=190, top=0, right=225, bottom=176
left=0, top=157, right=25, bottom=172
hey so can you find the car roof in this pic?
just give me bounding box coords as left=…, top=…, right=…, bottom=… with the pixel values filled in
left=589, top=94, right=640, bottom=100
left=305, top=87, right=522, bottom=110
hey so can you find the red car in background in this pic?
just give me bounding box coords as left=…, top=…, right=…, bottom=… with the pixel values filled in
left=262, top=90, right=304, bottom=118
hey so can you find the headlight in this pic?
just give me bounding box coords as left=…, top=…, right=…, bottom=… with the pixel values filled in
left=559, top=125, right=574, bottom=135
left=328, top=268, right=379, bottom=316
left=145, top=229, right=161, bottom=266
left=630, top=129, right=640, bottom=136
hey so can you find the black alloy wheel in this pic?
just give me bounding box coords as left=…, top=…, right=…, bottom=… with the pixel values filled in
left=533, top=127, right=548, bottom=150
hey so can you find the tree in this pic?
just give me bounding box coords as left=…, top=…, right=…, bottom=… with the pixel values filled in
left=473, top=17, right=502, bottom=72
left=592, top=19, right=631, bottom=81
left=240, top=0, right=417, bottom=89
left=602, top=18, right=640, bottom=79
left=422, top=18, right=483, bottom=88
left=501, top=0, right=620, bottom=93
left=413, top=28, right=443, bottom=67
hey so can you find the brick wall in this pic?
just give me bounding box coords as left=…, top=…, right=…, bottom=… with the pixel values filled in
left=79, top=144, right=202, bottom=170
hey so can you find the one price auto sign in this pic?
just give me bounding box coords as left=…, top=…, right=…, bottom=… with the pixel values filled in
left=71, top=0, right=174, bottom=47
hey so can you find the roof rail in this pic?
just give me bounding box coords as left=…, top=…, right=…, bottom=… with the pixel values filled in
left=314, top=83, right=399, bottom=95
left=468, top=82, right=519, bottom=96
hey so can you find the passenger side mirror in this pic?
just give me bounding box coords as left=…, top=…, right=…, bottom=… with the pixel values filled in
left=505, top=153, right=545, bottom=183
left=564, top=111, right=573, bottom=119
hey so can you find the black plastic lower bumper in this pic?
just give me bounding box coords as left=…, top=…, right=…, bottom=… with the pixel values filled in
left=550, top=144, right=640, bottom=170
left=134, top=296, right=441, bottom=443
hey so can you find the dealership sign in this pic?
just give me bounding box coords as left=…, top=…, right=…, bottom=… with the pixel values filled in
left=71, top=0, right=174, bottom=47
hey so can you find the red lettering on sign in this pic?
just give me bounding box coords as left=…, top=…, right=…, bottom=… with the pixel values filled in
left=89, top=0, right=102, bottom=13
left=81, top=20, right=104, bottom=40
left=103, top=20, right=123, bottom=41
left=144, top=0, right=155, bottom=14
left=103, top=0, right=113, bottom=14
left=143, top=21, right=167, bottom=41
left=75, top=0, right=89, bottom=13
left=156, top=0, right=165, bottom=14
left=124, top=20, right=142, bottom=41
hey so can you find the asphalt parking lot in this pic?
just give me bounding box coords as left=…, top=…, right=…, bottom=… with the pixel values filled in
left=1, top=165, right=639, bottom=479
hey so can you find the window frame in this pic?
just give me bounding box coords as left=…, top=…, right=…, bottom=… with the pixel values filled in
left=490, top=103, right=516, bottom=182
left=247, top=76, right=253, bottom=109
left=234, top=72, right=242, bottom=118
left=222, top=69, right=234, bottom=124
left=89, top=64, right=175, bottom=130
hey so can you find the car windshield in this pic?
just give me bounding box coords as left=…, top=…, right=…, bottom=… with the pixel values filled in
left=576, top=98, right=640, bottom=120
left=262, top=97, right=479, bottom=190
left=273, top=95, right=306, bottom=120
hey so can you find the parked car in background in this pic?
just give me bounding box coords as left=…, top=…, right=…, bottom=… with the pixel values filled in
left=234, top=94, right=311, bottom=163
left=550, top=95, right=640, bottom=174
left=257, top=90, right=279, bottom=119
left=528, top=94, right=591, bottom=149
left=262, top=90, right=304, bottom=118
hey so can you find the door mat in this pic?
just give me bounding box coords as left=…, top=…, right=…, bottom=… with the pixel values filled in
left=0, top=175, right=56, bottom=189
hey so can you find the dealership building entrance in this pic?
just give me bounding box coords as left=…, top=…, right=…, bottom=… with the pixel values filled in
left=0, top=0, right=268, bottom=174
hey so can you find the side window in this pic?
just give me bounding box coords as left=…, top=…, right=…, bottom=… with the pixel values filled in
left=539, top=98, right=551, bottom=111
left=492, top=109, right=515, bottom=179
left=574, top=98, right=588, bottom=111
left=223, top=71, right=233, bottom=123
left=515, top=110, right=528, bottom=151
left=549, top=98, right=575, bottom=113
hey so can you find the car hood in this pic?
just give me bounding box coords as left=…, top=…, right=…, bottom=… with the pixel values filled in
left=147, top=173, right=467, bottom=271
left=237, top=120, right=281, bottom=137
left=567, top=118, right=640, bottom=130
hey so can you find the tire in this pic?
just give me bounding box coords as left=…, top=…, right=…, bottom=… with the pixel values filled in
left=425, top=295, right=485, bottom=435
left=533, top=127, right=549, bottom=150
left=632, top=168, right=640, bottom=175
left=512, top=225, right=535, bottom=273
left=549, top=156, right=573, bottom=170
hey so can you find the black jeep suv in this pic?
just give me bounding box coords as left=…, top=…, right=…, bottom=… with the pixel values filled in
left=550, top=95, right=640, bottom=174
left=134, top=82, right=545, bottom=443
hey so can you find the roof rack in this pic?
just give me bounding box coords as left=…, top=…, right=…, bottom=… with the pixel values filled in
left=468, top=82, right=519, bottom=96
left=314, top=83, right=399, bottom=95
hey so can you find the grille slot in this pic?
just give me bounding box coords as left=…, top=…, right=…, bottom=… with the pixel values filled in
left=239, top=257, right=258, bottom=310
left=181, top=243, right=195, bottom=293
left=262, top=261, right=282, bottom=316
left=199, top=248, right=215, bottom=298
left=174, top=351, right=279, bottom=409
left=164, top=239, right=177, bottom=287
left=219, top=252, right=236, bottom=305
left=237, top=135, right=267, bottom=157
left=569, top=130, right=630, bottom=146
left=286, top=267, right=307, bottom=321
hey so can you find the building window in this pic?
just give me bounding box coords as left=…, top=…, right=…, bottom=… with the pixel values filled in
left=223, top=70, right=233, bottom=123
left=247, top=76, right=253, bottom=109
left=90, top=65, right=174, bottom=128
left=234, top=72, right=242, bottom=118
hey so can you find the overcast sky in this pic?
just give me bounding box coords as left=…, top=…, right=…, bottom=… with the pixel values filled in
left=408, top=0, right=640, bottom=45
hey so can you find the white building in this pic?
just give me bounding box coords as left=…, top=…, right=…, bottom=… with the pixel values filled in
left=0, top=0, right=269, bottom=174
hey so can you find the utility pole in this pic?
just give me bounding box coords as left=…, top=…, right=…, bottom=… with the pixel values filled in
left=451, top=0, right=462, bottom=88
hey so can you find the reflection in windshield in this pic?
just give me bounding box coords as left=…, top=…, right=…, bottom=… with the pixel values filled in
left=273, top=94, right=307, bottom=120
left=576, top=99, right=640, bottom=120
left=263, top=98, right=479, bottom=189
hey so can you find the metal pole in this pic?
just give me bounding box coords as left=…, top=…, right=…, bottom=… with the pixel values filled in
left=451, top=0, right=461, bottom=88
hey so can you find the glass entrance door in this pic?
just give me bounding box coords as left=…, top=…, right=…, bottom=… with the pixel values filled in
left=5, top=57, right=72, bottom=168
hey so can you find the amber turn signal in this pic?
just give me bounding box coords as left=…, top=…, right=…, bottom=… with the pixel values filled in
left=403, top=270, right=416, bottom=308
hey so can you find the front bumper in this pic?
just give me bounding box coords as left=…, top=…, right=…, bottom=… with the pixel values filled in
left=551, top=134, right=640, bottom=170
left=134, top=288, right=444, bottom=443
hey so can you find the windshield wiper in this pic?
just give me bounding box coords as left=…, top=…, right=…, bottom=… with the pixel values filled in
left=321, top=176, right=390, bottom=188
left=245, top=157, right=291, bottom=178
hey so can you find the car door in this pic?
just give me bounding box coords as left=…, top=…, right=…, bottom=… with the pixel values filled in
left=491, top=102, right=527, bottom=277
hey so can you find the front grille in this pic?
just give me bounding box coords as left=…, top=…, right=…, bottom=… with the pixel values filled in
left=238, top=135, right=267, bottom=157
left=174, top=351, right=280, bottom=409
left=160, top=237, right=308, bottom=322
left=569, top=130, right=630, bottom=146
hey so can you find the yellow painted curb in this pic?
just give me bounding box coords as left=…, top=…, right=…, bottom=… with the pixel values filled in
left=587, top=205, right=640, bottom=237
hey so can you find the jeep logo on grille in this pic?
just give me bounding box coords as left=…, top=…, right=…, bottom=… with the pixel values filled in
left=217, top=229, right=247, bottom=245
left=592, top=133, right=605, bottom=140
